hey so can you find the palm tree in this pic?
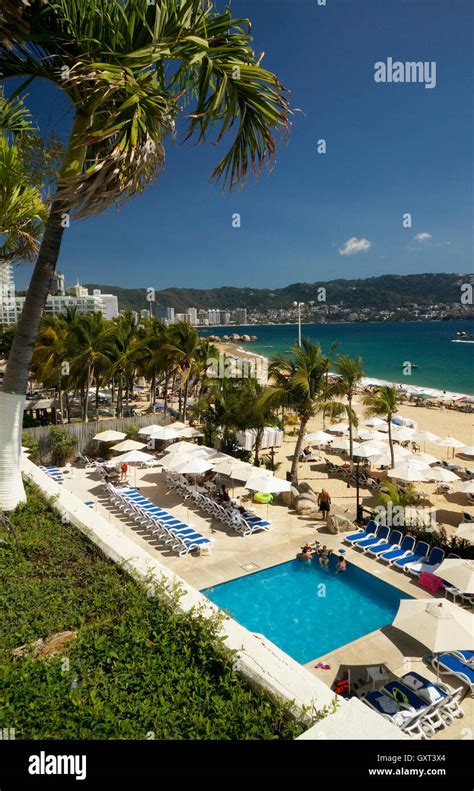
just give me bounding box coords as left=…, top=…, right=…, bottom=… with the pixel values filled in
left=165, top=322, right=200, bottom=423
left=363, top=385, right=399, bottom=469
left=104, top=313, right=142, bottom=418
left=376, top=482, right=418, bottom=528
left=0, top=0, right=290, bottom=510
left=68, top=312, right=111, bottom=422
left=327, top=354, right=364, bottom=469
left=259, top=339, right=327, bottom=484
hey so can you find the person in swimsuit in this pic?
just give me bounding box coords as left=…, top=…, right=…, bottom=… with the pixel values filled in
left=336, top=556, right=347, bottom=573
left=317, top=488, right=331, bottom=522
left=297, top=543, right=314, bottom=561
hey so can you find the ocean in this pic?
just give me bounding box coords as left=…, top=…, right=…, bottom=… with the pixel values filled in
left=201, top=320, right=474, bottom=395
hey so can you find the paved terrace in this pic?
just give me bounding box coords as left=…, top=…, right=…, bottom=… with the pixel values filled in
left=58, top=463, right=473, bottom=739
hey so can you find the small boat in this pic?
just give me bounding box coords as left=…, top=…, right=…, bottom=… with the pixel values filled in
left=451, top=331, right=474, bottom=343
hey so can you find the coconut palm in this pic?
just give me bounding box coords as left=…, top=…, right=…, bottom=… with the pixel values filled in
left=68, top=312, right=111, bottom=422
left=376, top=482, right=419, bottom=528
left=363, top=385, right=399, bottom=469
left=326, top=354, right=364, bottom=469
left=259, top=339, right=327, bottom=484
left=0, top=0, right=290, bottom=509
left=103, top=313, right=143, bottom=418
left=165, top=322, right=201, bottom=423
left=233, top=379, right=278, bottom=467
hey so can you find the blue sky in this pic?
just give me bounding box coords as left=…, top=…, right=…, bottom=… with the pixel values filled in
left=13, top=0, right=473, bottom=291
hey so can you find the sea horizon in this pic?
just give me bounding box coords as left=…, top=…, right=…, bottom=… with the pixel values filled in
left=201, top=319, right=474, bottom=396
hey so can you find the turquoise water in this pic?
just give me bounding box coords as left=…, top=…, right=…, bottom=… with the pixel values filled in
left=202, top=556, right=411, bottom=664
left=202, top=320, right=474, bottom=394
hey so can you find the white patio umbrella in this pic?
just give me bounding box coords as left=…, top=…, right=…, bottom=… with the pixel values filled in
left=404, top=458, right=432, bottom=471
left=426, top=467, right=460, bottom=483
left=138, top=424, right=163, bottom=435
left=392, top=599, right=474, bottom=654
left=455, top=524, right=474, bottom=543
left=459, top=446, right=474, bottom=457
left=305, top=430, right=334, bottom=443
left=113, top=450, right=156, bottom=464
left=111, top=439, right=147, bottom=452
left=147, top=426, right=183, bottom=441
left=212, top=458, right=253, bottom=478
left=327, top=422, right=349, bottom=433
left=167, top=421, right=187, bottom=429
left=173, top=458, right=215, bottom=475
left=414, top=431, right=441, bottom=443
left=454, top=480, right=474, bottom=494
left=436, top=559, right=474, bottom=594
left=328, top=437, right=352, bottom=451
left=415, top=452, right=440, bottom=465
left=391, top=427, right=416, bottom=442
left=231, top=463, right=266, bottom=482
left=357, top=429, right=387, bottom=442
left=179, top=427, right=205, bottom=438
left=387, top=465, right=429, bottom=482
left=245, top=474, right=292, bottom=493
left=93, top=430, right=127, bottom=442
left=165, top=440, right=202, bottom=455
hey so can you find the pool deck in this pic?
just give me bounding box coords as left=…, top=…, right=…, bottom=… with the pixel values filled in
left=59, top=464, right=473, bottom=740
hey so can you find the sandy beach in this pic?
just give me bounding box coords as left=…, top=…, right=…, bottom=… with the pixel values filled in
left=214, top=341, right=474, bottom=535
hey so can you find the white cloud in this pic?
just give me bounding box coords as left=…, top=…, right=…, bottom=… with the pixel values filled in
left=339, top=237, right=372, bottom=256
left=414, top=232, right=432, bottom=242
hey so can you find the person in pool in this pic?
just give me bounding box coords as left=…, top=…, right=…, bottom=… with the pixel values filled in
left=336, top=556, right=347, bottom=573
left=297, top=543, right=315, bottom=561
left=318, top=546, right=333, bottom=569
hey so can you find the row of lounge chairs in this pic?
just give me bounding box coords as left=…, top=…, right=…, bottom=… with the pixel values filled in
left=344, top=522, right=474, bottom=604
left=361, top=669, right=465, bottom=738
left=165, top=473, right=272, bottom=536
left=432, top=651, right=474, bottom=694
left=105, top=483, right=213, bottom=556
left=39, top=465, right=64, bottom=484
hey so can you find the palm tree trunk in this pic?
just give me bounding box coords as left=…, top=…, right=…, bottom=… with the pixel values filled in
left=150, top=371, right=156, bottom=409
left=254, top=427, right=263, bottom=467
left=163, top=370, right=169, bottom=418
left=348, top=396, right=354, bottom=471
left=0, top=202, right=66, bottom=510
left=290, top=416, right=308, bottom=485
left=182, top=378, right=189, bottom=423
left=387, top=414, right=394, bottom=468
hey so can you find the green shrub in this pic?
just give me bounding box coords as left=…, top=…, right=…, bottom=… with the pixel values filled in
left=48, top=426, right=77, bottom=465
left=0, top=484, right=310, bottom=739
left=21, top=432, right=40, bottom=464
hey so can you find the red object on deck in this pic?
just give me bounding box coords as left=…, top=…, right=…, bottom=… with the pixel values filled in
left=418, top=572, right=444, bottom=592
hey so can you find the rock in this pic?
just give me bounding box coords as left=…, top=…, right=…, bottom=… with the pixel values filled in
left=332, top=513, right=357, bottom=533
left=241, top=334, right=251, bottom=342
left=294, top=495, right=318, bottom=515
left=298, top=482, right=314, bottom=494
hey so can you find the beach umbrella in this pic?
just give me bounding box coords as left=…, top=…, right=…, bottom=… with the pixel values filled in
left=391, top=427, right=416, bottom=442
left=231, top=463, right=266, bottom=482
left=437, top=437, right=465, bottom=450
left=305, top=430, right=334, bottom=443
left=387, top=466, right=429, bottom=482
left=415, top=452, right=440, bottom=465
left=244, top=474, right=291, bottom=493
left=436, top=559, right=474, bottom=594
left=372, top=447, right=413, bottom=467
left=459, top=446, right=474, bottom=457
left=352, top=443, right=384, bottom=459
left=212, top=458, right=255, bottom=480
left=392, top=599, right=474, bottom=654
left=413, top=431, right=441, bottom=443
left=327, top=422, right=349, bottom=433
left=173, top=458, right=215, bottom=475
left=168, top=421, right=187, bottom=429
left=328, top=437, right=352, bottom=451
left=357, top=429, right=387, bottom=442
left=404, top=458, right=432, bottom=471
left=425, top=467, right=460, bottom=483
left=455, top=524, right=474, bottom=543
left=93, top=430, right=127, bottom=442
left=364, top=417, right=386, bottom=428
left=111, top=439, right=147, bottom=452
left=454, top=480, right=474, bottom=495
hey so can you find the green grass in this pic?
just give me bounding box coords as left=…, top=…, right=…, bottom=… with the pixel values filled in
left=0, top=485, right=309, bottom=739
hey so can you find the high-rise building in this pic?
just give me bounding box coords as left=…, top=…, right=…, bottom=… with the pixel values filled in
left=220, top=311, right=230, bottom=325
left=235, top=308, right=247, bottom=325
left=187, top=307, right=198, bottom=325
left=155, top=307, right=175, bottom=323
left=51, top=272, right=65, bottom=295
left=0, top=262, right=18, bottom=325
left=207, top=309, right=220, bottom=325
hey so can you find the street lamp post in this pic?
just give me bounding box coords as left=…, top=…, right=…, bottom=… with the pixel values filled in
left=293, top=301, right=304, bottom=347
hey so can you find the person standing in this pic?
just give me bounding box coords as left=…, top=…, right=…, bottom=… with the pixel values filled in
left=317, top=488, right=331, bottom=523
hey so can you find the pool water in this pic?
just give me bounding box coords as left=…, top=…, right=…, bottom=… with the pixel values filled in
left=202, top=555, right=411, bottom=664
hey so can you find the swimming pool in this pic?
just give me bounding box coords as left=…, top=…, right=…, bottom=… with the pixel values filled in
left=202, top=555, right=411, bottom=664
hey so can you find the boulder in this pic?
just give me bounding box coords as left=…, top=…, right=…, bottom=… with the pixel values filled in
left=298, top=481, right=314, bottom=495
left=294, top=495, right=318, bottom=515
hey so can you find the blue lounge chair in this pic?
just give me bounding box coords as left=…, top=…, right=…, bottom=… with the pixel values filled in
left=403, top=546, right=445, bottom=576
left=366, top=530, right=403, bottom=557
left=431, top=654, right=474, bottom=695
left=400, top=671, right=464, bottom=721
left=344, top=520, right=378, bottom=545
left=392, top=540, right=431, bottom=570
left=361, top=691, right=426, bottom=738
left=377, top=534, right=415, bottom=565
left=382, top=680, right=445, bottom=732
left=452, top=650, right=474, bottom=665
left=356, top=525, right=390, bottom=551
